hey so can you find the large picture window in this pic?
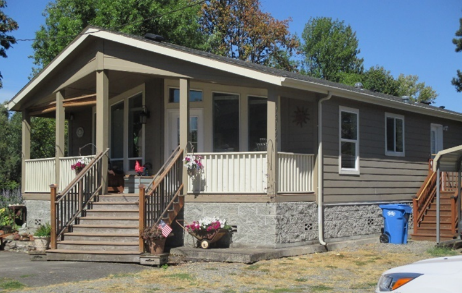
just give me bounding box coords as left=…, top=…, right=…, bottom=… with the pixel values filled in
left=339, top=106, right=359, bottom=174
left=213, top=93, right=239, bottom=152
left=385, top=113, right=404, bottom=156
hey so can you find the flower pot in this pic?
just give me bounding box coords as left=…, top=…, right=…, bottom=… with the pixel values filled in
left=34, top=236, right=50, bottom=251
left=147, top=237, right=166, bottom=254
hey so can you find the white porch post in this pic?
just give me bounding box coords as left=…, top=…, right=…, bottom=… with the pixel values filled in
left=179, top=78, right=190, bottom=194
left=267, top=89, right=280, bottom=196
left=21, top=110, right=31, bottom=194
left=96, top=70, right=109, bottom=194
left=55, top=90, right=65, bottom=187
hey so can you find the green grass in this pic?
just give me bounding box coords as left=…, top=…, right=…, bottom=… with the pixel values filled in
left=0, top=278, right=26, bottom=290
left=166, top=273, right=194, bottom=281
left=294, top=278, right=308, bottom=282
left=427, top=246, right=458, bottom=257
left=245, top=264, right=263, bottom=270
left=350, top=282, right=377, bottom=289
left=109, top=273, right=135, bottom=279
left=310, top=284, right=334, bottom=292
left=19, top=274, right=36, bottom=278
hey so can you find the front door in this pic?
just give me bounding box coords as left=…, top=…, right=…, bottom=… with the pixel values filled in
left=166, top=109, right=203, bottom=158
left=431, top=124, right=443, bottom=156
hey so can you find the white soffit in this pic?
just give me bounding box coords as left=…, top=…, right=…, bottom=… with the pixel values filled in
left=433, top=145, right=462, bottom=172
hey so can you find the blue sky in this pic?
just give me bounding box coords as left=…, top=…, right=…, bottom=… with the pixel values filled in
left=1, top=0, right=461, bottom=112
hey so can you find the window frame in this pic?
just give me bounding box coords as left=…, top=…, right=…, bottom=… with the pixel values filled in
left=338, top=106, right=360, bottom=175
left=212, top=91, right=240, bottom=152
left=168, top=87, right=203, bottom=103
left=385, top=113, right=405, bottom=157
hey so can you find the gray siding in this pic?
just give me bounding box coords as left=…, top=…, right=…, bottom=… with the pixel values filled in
left=280, top=96, right=317, bottom=154
left=322, top=97, right=462, bottom=203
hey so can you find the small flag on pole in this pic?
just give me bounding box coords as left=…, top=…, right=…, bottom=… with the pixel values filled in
left=159, top=220, right=172, bottom=238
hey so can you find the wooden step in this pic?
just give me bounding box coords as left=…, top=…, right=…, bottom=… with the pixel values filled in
left=418, top=215, right=453, bottom=223
left=411, top=232, right=457, bottom=242
left=424, top=210, right=453, bottom=217
left=72, top=224, right=139, bottom=234
left=92, top=202, right=139, bottom=210
left=78, top=217, right=139, bottom=225
left=63, top=232, right=138, bottom=242
left=46, top=249, right=140, bottom=263
left=418, top=222, right=453, bottom=229
left=98, top=194, right=138, bottom=203
left=85, top=210, right=139, bottom=217
left=57, top=240, right=139, bottom=251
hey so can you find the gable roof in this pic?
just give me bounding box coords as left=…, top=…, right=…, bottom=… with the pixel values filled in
left=8, top=26, right=462, bottom=122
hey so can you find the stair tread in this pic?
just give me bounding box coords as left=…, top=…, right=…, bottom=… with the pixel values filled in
left=47, top=249, right=140, bottom=255
left=58, top=240, right=138, bottom=245
left=93, top=202, right=139, bottom=205
left=100, top=194, right=137, bottom=197
left=64, top=232, right=138, bottom=236
left=74, top=224, right=138, bottom=228
left=411, top=232, right=457, bottom=237
left=79, top=217, right=139, bottom=220
left=86, top=209, right=139, bottom=212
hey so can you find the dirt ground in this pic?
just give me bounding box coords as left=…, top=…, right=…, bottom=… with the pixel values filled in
left=1, top=241, right=448, bottom=293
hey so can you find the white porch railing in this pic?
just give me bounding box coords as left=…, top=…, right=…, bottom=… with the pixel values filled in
left=278, top=152, right=314, bottom=193
left=187, top=152, right=314, bottom=194
left=24, top=155, right=95, bottom=193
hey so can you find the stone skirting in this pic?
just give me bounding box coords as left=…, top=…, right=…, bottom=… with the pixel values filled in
left=24, top=200, right=51, bottom=229
left=184, top=202, right=412, bottom=248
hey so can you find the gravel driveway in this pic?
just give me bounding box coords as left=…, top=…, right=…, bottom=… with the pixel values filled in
left=1, top=241, right=440, bottom=293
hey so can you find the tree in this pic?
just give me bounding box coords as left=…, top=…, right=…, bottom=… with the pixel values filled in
left=0, top=0, right=18, bottom=88
left=301, top=17, right=363, bottom=82
left=32, top=0, right=204, bottom=70
left=199, top=0, right=299, bottom=71
left=396, top=74, right=437, bottom=103
left=452, top=17, right=462, bottom=92
left=0, top=103, right=21, bottom=189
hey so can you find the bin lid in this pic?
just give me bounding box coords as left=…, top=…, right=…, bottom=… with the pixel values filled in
left=379, top=204, right=412, bottom=213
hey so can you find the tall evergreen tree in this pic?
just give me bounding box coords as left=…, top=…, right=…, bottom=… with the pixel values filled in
left=452, top=17, right=462, bottom=92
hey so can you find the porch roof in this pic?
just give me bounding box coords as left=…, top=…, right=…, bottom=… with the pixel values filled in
left=432, top=145, right=462, bottom=172
left=7, top=26, right=462, bottom=122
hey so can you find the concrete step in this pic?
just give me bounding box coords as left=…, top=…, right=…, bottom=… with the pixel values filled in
left=63, top=232, right=138, bottom=242
left=78, top=217, right=139, bottom=225
left=57, top=240, right=139, bottom=251
left=72, top=224, right=139, bottom=234
left=92, top=202, right=139, bottom=211
left=85, top=210, right=139, bottom=217
left=47, top=249, right=140, bottom=263
left=98, top=194, right=138, bottom=203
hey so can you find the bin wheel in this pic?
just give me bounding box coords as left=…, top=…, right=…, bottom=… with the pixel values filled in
left=380, top=233, right=389, bottom=243
left=200, top=239, right=210, bottom=249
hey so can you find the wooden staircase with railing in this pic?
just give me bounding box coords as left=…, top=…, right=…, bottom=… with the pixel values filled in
left=411, top=160, right=460, bottom=241
left=46, top=147, right=184, bottom=263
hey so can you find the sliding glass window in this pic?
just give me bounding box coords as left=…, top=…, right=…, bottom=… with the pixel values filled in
left=213, top=93, right=239, bottom=152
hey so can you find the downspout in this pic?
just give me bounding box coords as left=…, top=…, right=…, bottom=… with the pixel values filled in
left=317, top=91, right=332, bottom=246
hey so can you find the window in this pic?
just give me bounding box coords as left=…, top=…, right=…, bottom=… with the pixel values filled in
left=339, top=106, right=359, bottom=174
left=385, top=113, right=405, bottom=156
left=248, top=96, right=267, bottom=151
left=168, top=88, right=203, bottom=103
left=213, top=93, right=239, bottom=152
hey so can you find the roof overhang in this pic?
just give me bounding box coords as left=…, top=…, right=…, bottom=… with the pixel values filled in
left=281, top=77, right=462, bottom=122
left=432, top=145, right=462, bottom=172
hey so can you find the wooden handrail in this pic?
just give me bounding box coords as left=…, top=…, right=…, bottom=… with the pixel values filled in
left=415, top=172, right=436, bottom=202
left=139, top=147, right=184, bottom=252
left=50, top=148, right=109, bottom=249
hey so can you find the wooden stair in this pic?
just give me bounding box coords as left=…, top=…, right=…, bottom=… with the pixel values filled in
left=47, top=193, right=185, bottom=263
left=411, top=191, right=458, bottom=241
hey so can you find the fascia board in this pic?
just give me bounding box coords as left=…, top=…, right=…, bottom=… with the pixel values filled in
left=93, top=30, right=283, bottom=86
left=7, top=28, right=98, bottom=111
left=281, top=77, right=462, bottom=122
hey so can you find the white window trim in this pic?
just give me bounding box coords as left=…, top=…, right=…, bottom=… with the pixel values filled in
left=339, top=106, right=360, bottom=175
left=385, top=112, right=405, bottom=157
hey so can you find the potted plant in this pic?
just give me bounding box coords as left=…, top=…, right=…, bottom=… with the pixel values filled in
left=0, top=207, right=14, bottom=233
left=183, top=155, right=204, bottom=177
left=186, top=217, right=231, bottom=249
left=71, top=157, right=87, bottom=174
left=34, top=223, right=51, bottom=251
left=141, top=224, right=167, bottom=254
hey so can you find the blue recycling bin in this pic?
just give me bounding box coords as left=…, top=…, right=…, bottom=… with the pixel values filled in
left=379, top=204, right=412, bottom=244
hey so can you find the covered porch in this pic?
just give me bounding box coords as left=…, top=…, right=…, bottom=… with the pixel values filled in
left=14, top=29, right=319, bottom=200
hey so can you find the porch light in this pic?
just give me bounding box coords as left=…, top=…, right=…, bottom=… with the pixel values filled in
left=139, top=107, right=150, bottom=124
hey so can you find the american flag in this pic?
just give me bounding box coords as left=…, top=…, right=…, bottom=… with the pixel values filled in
left=159, top=220, right=172, bottom=238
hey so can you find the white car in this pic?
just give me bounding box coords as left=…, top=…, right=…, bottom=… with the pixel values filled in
left=376, top=255, right=462, bottom=292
